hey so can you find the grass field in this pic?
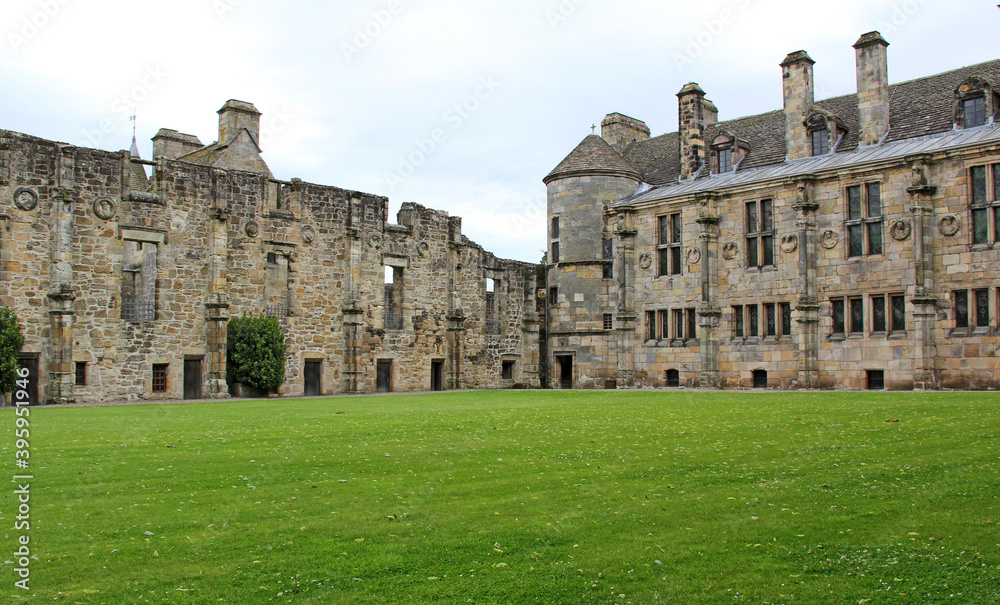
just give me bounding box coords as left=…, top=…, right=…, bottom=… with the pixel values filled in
left=2, top=390, right=999, bottom=604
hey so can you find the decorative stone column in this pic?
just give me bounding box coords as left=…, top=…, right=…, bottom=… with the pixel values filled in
left=696, top=193, right=721, bottom=388
left=205, top=202, right=231, bottom=398
left=343, top=195, right=364, bottom=392
left=792, top=178, right=820, bottom=389
left=907, top=158, right=938, bottom=390
left=614, top=206, right=638, bottom=387
left=446, top=217, right=466, bottom=390
left=47, top=184, right=76, bottom=404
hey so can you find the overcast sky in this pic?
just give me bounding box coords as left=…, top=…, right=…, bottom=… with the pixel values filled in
left=2, top=0, right=997, bottom=262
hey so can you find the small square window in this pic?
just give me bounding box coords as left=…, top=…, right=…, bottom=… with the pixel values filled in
left=152, top=364, right=168, bottom=393
left=603, top=313, right=613, bottom=330
left=501, top=361, right=515, bottom=380
left=867, top=370, right=885, bottom=390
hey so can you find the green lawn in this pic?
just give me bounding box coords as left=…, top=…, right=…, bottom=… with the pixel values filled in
left=2, top=390, right=998, bottom=604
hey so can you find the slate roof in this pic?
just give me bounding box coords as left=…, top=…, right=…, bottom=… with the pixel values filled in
left=579, top=58, right=1000, bottom=187
left=616, top=123, right=1000, bottom=207
left=544, top=135, right=643, bottom=184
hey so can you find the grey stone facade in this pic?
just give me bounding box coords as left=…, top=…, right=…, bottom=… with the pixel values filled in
left=1, top=101, right=541, bottom=404
left=545, top=32, right=1000, bottom=390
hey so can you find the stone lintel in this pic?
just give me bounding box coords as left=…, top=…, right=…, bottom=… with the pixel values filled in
left=906, top=185, right=937, bottom=197
left=121, top=226, right=167, bottom=244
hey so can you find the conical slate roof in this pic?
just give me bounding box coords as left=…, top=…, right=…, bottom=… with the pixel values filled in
left=543, top=134, right=642, bottom=184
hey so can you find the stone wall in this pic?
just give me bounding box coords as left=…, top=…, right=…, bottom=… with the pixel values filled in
left=0, top=128, right=540, bottom=404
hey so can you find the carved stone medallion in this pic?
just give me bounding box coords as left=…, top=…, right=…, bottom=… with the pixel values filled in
left=890, top=219, right=912, bottom=241
left=13, top=187, right=37, bottom=211
left=638, top=252, right=652, bottom=270
left=780, top=233, right=799, bottom=253
left=939, top=215, right=960, bottom=237
left=93, top=197, right=117, bottom=220
left=368, top=233, right=382, bottom=249
left=722, top=242, right=739, bottom=260
left=244, top=220, right=259, bottom=238
left=686, top=246, right=701, bottom=265
left=301, top=225, right=317, bottom=244
left=416, top=241, right=430, bottom=258
left=820, top=230, right=839, bottom=250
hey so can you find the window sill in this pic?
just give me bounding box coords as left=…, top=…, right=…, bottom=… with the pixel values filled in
left=888, top=331, right=908, bottom=340
left=970, top=243, right=994, bottom=251
left=829, top=333, right=846, bottom=341
left=948, top=328, right=971, bottom=338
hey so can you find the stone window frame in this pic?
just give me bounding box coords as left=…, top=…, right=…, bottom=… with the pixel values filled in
left=657, top=212, right=682, bottom=277
left=804, top=109, right=847, bottom=156
left=950, top=288, right=992, bottom=337
left=744, top=198, right=775, bottom=270
left=954, top=76, right=997, bottom=129
left=603, top=313, right=613, bottom=331
left=645, top=307, right=696, bottom=346
left=548, top=286, right=558, bottom=306
left=731, top=304, right=760, bottom=342
left=551, top=240, right=560, bottom=264
left=152, top=363, right=169, bottom=393
left=550, top=215, right=560, bottom=264
left=602, top=237, right=614, bottom=280
left=709, top=132, right=748, bottom=174
left=501, top=359, right=516, bottom=381
left=644, top=310, right=657, bottom=342
left=120, top=227, right=165, bottom=323
left=75, top=361, right=87, bottom=386
left=829, top=295, right=866, bottom=340
left=844, top=181, right=884, bottom=259
left=869, top=292, right=907, bottom=338
left=968, top=162, right=1000, bottom=247
left=484, top=273, right=503, bottom=336
left=383, top=256, right=409, bottom=332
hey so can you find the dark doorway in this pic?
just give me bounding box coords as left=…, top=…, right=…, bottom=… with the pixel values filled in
left=867, top=370, right=885, bottom=390
left=376, top=360, right=393, bottom=393
left=431, top=360, right=444, bottom=392
left=753, top=369, right=768, bottom=389
left=666, top=369, right=680, bottom=388
left=17, top=357, right=38, bottom=406
left=304, top=360, right=322, bottom=397
left=556, top=355, right=573, bottom=389
left=184, top=358, right=203, bottom=400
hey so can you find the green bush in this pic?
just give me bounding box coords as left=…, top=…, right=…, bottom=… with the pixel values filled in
left=0, top=307, right=25, bottom=394
left=227, top=315, right=286, bottom=392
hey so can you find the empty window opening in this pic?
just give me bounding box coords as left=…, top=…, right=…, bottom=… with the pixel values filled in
left=485, top=278, right=500, bottom=335
left=75, top=362, right=87, bottom=386
left=122, top=240, right=157, bottom=322
left=666, top=369, right=680, bottom=388
left=752, top=369, right=768, bottom=389
left=384, top=266, right=403, bottom=330
left=501, top=360, right=515, bottom=381
left=867, top=370, right=885, bottom=391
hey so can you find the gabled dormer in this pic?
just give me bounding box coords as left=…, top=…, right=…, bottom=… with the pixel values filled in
left=955, top=76, right=998, bottom=129
left=709, top=130, right=749, bottom=174
left=803, top=107, right=848, bottom=156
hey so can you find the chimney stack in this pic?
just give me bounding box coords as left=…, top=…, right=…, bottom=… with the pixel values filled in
left=853, top=31, right=890, bottom=146
left=218, top=99, right=262, bottom=146
left=781, top=51, right=815, bottom=160
left=600, top=113, right=651, bottom=154
left=677, top=82, right=707, bottom=179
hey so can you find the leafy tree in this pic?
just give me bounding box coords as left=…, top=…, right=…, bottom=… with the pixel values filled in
left=0, top=307, right=25, bottom=394
left=227, top=315, right=286, bottom=392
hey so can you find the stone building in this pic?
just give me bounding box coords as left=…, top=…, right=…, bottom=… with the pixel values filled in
left=1, top=101, right=541, bottom=404
left=545, top=32, right=1000, bottom=390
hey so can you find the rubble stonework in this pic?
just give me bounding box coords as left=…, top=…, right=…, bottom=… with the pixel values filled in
left=1, top=100, right=540, bottom=403
left=546, top=32, right=1000, bottom=390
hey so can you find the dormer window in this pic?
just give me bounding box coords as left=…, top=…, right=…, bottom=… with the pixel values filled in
left=955, top=77, right=996, bottom=129
left=811, top=128, right=829, bottom=156
left=717, top=148, right=732, bottom=173
left=964, top=96, right=986, bottom=128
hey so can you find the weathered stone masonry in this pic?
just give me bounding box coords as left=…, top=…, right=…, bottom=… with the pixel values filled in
left=1, top=101, right=540, bottom=403
left=546, top=32, right=1000, bottom=390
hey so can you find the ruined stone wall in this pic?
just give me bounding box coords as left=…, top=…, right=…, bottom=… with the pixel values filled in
left=1, top=128, right=540, bottom=403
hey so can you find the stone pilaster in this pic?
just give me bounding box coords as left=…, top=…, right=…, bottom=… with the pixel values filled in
left=48, top=185, right=75, bottom=404
left=793, top=179, right=820, bottom=388
left=205, top=197, right=231, bottom=398
left=907, top=158, right=938, bottom=389
left=343, top=195, right=364, bottom=393
left=447, top=217, right=465, bottom=390
left=614, top=207, right=637, bottom=386
left=696, top=194, right=721, bottom=388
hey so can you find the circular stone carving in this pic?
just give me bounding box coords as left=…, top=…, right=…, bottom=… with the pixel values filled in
left=638, top=252, right=652, bottom=270
left=244, top=220, right=259, bottom=238
left=780, top=233, right=799, bottom=253
left=722, top=242, right=739, bottom=261
left=13, top=187, right=38, bottom=211
left=939, top=215, right=961, bottom=237
left=93, top=197, right=116, bottom=220
left=368, top=233, right=382, bottom=249
left=891, top=219, right=912, bottom=241
left=301, top=225, right=317, bottom=244
left=686, top=246, right=701, bottom=265
left=417, top=241, right=430, bottom=258
left=821, top=230, right=840, bottom=250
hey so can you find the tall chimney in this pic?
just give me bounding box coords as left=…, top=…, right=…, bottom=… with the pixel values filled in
left=600, top=113, right=651, bottom=154
left=853, top=31, right=890, bottom=146
left=217, top=99, right=262, bottom=145
left=781, top=51, right=815, bottom=160
left=677, top=82, right=707, bottom=180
